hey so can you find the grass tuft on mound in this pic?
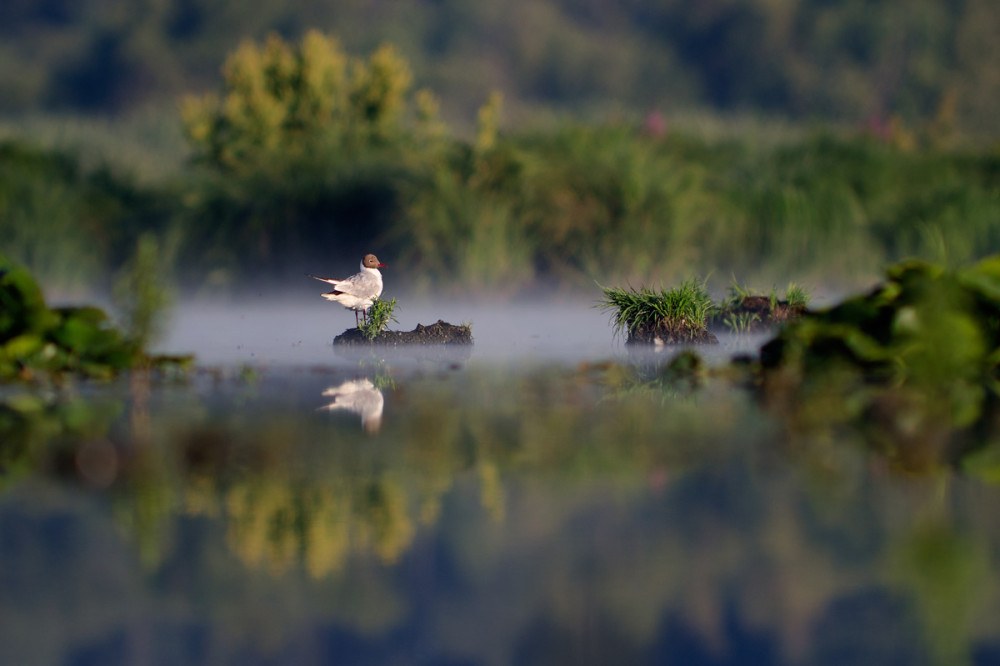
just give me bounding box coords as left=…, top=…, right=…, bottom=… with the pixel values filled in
left=599, top=280, right=716, bottom=344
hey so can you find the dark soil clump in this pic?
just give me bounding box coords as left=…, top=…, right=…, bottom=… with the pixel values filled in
left=334, top=320, right=473, bottom=346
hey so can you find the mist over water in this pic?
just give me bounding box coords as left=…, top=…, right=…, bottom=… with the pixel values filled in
left=156, top=292, right=771, bottom=366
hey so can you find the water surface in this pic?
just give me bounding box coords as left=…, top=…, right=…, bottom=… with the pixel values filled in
left=2, top=300, right=999, bottom=665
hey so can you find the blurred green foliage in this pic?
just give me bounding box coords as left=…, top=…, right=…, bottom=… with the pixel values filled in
left=0, top=140, right=170, bottom=290
left=3, top=0, right=1000, bottom=136
left=181, top=31, right=418, bottom=170
left=760, top=255, right=1000, bottom=472
left=174, top=32, right=447, bottom=282
left=112, top=232, right=176, bottom=352
left=4, top=34, right=1000, bottom=294
left=0, top=254, right=185, bottom=381
left=0, top=391, right=123, bottom=490
left=0, top=254, right=131, bottom=380
left=402, top=122, right=1000, bottom=291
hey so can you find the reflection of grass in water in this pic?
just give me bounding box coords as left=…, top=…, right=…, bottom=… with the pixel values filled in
left=596, top=350, right=712, bottom=402
left=371, top=373, right=396, bottom=391
left=354, top=354, right=396, bottom=390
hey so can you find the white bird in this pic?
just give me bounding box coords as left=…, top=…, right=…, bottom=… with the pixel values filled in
left=308, top=253, right=386, bottom=326
left=319, top=379, right=384, bottom=433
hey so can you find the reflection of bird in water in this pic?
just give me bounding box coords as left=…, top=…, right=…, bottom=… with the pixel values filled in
left=319, top=379, right=384, bottom=433
left=308, top=254, right=386, bottom=326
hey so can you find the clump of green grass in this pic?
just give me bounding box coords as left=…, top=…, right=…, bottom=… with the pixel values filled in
left=724, top=279, right=811, bottom=310
left=599, top=280, right=715, bottom=344
left=784, top=282, right=811, bottom=310
left=359, top=297, right=398, bottom=340
left=714, top=279, right=812, bottom=334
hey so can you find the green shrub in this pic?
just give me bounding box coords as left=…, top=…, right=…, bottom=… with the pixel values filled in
left=176, top=31, right=451, bottom=283
left=181, top=31, right=420, bottom=171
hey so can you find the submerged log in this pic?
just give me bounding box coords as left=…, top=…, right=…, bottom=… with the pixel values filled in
left=334, top=320, right=474, bottom=346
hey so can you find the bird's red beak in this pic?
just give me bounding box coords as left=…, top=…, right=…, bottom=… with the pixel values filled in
left=378, top=262, right=387, bottom=268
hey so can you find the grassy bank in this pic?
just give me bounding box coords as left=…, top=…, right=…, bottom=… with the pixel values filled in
left=3, top=35, right=999, bottom=298
left=4, top=124, right=999, bottom=298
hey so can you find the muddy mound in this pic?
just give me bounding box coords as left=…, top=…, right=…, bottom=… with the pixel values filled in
left=334, top=320, right=473, bottom=346
left=711, top=295, right=806, bottom=333
left=627, top=324, right=718, bottom=345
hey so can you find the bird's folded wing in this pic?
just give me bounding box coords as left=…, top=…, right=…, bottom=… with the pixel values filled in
left=334, top=273, right=378, bottom=296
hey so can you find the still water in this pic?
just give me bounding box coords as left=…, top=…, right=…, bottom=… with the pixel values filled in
left=2, top=299, right=1000, bottom=665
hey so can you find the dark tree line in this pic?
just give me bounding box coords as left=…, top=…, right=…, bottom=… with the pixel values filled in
left=1, top=0, right=999, bottom=134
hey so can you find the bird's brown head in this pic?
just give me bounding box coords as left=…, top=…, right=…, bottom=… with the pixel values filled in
left=363, top=254, right=386, bottom=269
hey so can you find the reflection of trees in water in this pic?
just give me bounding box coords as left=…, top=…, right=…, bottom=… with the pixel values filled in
left=3, top=366, right=1000, bottom=663
left=186, top=470, right=418, bottom=577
